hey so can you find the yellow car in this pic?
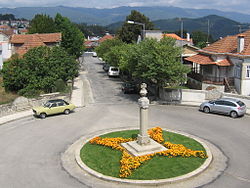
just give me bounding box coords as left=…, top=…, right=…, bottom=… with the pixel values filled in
left=32, top=99, right=76, bottom=119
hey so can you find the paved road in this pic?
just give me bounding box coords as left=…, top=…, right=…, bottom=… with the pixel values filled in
left=0, top=56, right=249, bottom=188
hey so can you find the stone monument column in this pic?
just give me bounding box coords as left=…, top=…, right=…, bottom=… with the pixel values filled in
left=137, top=83, right=150, bottom=145
left=121, top=82, right=166, bottom=156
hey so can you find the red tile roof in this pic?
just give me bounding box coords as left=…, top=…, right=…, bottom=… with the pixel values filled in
left=201, top=30, right=250, bottom=56
left=11, top=33, right=61, bottom=44
left=163, top=33, right=185, bottom=40
left=98, top=35, right=114, bottom=43
left=10, top=33, right=61, bottom=56
left=185, top=54, right=232, bottom=66
left=186, top=54, right=215, bottom=65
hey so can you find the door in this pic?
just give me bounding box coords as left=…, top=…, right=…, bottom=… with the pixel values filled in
left=213, top=100, right=227, bottom=113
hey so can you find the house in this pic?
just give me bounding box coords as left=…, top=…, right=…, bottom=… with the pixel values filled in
left=145, top=30, right=198, bottom=63
left=185, top=30, right=250, bottom=96
left=0, top=31, right=12, bottom=69
left=84, top=34, right=114, bottom=51
left=98, top=34, right=114, bottom=43
left=10, top=33, right=62, bottom=56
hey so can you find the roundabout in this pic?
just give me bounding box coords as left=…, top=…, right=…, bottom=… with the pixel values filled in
left=62, top=127, right=227, bottom=188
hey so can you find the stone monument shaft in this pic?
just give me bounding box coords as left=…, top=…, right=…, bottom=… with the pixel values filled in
left=137, top=83, right=150, bottom=145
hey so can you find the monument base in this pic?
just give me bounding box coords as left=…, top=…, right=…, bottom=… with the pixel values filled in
left=121, top=138, right=167, bottom=157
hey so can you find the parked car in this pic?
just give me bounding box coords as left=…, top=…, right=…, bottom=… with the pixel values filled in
left=32, top=99, right=76, bottom=119
left=200, top=98, right=246, bottom=118
left=92, top=52, right=97, bottom=57
left=108, top=66, right=120, bottom=77
left=103, top=63, right=110, bottom=72
left=121, top=82, right=139, bottom=94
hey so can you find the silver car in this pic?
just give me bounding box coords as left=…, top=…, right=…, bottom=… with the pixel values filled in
left=200, top=98, right=246, bottom=118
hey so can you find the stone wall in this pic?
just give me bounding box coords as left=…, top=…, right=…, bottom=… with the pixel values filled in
left=0, top=92, right=70, bottom=117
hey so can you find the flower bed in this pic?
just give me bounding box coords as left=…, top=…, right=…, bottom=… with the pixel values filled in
left=81, top=128, right=207, bottom=179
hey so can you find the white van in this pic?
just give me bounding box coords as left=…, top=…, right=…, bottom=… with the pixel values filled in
left=108, top=66, right=120, bottom=77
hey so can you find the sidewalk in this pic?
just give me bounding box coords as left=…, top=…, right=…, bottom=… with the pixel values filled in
left=0, top=74, right=85, bottom=125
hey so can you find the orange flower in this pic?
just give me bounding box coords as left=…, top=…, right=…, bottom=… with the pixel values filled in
left=88, top=127, right=208, bottom=178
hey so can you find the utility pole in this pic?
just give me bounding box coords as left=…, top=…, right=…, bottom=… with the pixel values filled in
left=206, top=19, right=210, bottom=46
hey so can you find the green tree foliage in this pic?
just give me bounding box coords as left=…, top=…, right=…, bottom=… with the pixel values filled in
left=95, top=38, right=124, bottom=59
left=192, top=31, right=214, bottom=48
left=0, top=14, right=15, bottom=20
left=2, top=46, right=78, bottom=96
left=55, top=13, right=84, bottom=58
left=1, top=55, right=28, bottom=92
left=117, top=10, right=154, bottom=43
left=28, top=14, right=57, bottom=34
left=105, top=37, right=190, bottom=87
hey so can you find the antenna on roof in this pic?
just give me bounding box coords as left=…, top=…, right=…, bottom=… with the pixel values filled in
left=206, top=19, right=210, bottom=46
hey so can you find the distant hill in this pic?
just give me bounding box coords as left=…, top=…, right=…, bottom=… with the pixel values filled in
left=107, top=15, right=249, bottom=40
left=0, top=6, right=250, bottom=26
left=154, top=15, right=246, bottom=39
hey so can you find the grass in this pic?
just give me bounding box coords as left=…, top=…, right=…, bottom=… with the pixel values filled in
left=80, top=129, right=207, bottom=179
left=0, top=76, right=19, bottom=105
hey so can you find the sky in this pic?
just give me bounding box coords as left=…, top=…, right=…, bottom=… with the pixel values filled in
left=0, top=0, right=250, bottom=15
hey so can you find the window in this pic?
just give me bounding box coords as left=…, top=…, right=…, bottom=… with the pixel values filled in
left=246, top=65, right=250, bottom=78
left=234, top=64, right=241, bottom=78
left=215, top=101, right=225, bottom=105
left=237, top=101, right=245, bottom=107
left=57, top=102, right=65, bottom=106
left=51, top=103, right=57, bottom=107
left=223, top=101, right=236, bottom=107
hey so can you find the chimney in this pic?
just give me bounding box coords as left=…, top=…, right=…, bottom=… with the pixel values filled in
left=186, top=33, right=190, bottom=42
left=237, top=35, right=245, bottom=53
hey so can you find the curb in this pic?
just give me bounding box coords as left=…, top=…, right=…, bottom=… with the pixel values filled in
left=61, top=127, right=227, bottom=187
left=151, top=101, right=250, bottom=115
left=0, top=110, right=33, bottom=125
left=75, top=128, right=212, bottom=185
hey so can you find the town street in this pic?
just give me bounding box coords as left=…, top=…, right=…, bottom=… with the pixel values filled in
left=0, top=56, right=249, bottom=188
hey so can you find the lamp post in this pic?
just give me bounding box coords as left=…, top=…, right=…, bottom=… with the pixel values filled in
left=127, top=20, right=145, bottom=40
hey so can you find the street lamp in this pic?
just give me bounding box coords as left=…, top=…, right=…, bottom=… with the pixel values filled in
left=127, top=20, right=145, bottom=40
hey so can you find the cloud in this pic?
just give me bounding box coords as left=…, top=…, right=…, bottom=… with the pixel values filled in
left=0, top=0, right=249, bottom=14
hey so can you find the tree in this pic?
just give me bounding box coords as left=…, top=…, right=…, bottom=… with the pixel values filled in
left=105, top=37, right=190, bottom=88
left=117, top=10, right=154, bottom=43
left=55, top=13, right=84, bottom=58
left=95, top=38, right=124, bottom=59
left=28, top=14, right=57, bottom=34
left=192, top=31, right=214, bottom=48
left=132, top=37, right=190, bottom=87
left=2, top=46, right=78, bottom=96
left=2, top=55, right=29, bottom=92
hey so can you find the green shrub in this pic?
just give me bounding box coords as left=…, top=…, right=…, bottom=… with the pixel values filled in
left=53, top=79, right=66, bottom=92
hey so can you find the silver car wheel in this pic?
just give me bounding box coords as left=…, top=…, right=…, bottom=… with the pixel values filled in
left=64, top=109, right=70, bottom=115
left=230, top=111, right=238, bottom=118
left=203, top=106, right=210, bottom=113
left=40, top=113, right=46, bottom=119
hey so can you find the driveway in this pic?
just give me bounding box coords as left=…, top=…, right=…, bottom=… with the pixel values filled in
left=0, top=56, right=249, bottom=188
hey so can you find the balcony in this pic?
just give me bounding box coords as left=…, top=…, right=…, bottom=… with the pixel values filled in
left=188, top=72, right=233, bottom=85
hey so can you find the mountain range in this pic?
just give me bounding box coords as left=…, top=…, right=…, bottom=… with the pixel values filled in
left=107, top=15, right=249, bottom=40
left=0, top=6, right=250, bottom=26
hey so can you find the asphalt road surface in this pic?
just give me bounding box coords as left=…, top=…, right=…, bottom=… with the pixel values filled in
left=0, top=55, right=249, bottom=188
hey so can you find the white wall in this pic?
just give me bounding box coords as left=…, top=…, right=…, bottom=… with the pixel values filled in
left=0, top=44, right=2, bottom=69
left=241, top=80, right=250, bottom=96
left=182, top=89, right=206, bottom=102
left=1, top=42, right=11, bottom=60
left=181, top=89, right=250, bottom=114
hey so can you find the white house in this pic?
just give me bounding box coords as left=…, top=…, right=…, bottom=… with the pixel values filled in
left=185, top=30, right=250, bottom=96
left=0, top=32, right=12, bottom=69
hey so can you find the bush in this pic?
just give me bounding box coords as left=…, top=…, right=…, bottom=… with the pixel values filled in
left=53, top=79, right=66, bottom=92
left=18, top=86, right=42, bottom=98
